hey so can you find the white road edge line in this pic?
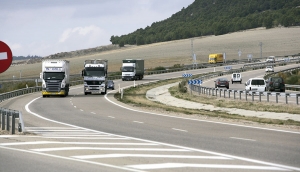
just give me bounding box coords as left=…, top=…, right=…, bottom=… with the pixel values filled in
left=108, top=116, right=115, bottom=118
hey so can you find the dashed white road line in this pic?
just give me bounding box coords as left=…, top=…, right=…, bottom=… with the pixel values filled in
left=230, top=137, right=256, bottom=142
left=91, top=112, right=96, bottom=114
left=172, top=128, right=188, bottom=132
left=108, top=116, right=115, bottom=118
left=133, top=121, right=144, bottom=124
left=80, top=109, right=83, bottom=111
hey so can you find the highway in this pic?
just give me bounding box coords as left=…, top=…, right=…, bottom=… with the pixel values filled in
left=0, top=63, right=300, bottom=172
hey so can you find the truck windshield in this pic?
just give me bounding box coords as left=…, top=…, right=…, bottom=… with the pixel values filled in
left=44, top=72, right=65, bottom=80
left=122, top=66, right=134, bottom=72
left=209, top=58, right=216, bottom=61
left=85, top=67, right=105, bottom=77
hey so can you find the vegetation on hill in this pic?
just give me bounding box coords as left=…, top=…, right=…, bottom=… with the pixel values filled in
left=110, top=0, right=300, bottom=47
left=13, top=55, right=42, bottom=61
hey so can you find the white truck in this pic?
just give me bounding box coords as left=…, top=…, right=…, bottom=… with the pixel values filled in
left=40, top=60, right=70, bottom=97
left=121, top=59, right=144, bottom=81
left=82, top=59, right=108, bottom=95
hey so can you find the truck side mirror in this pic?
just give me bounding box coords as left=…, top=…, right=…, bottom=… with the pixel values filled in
left=39, top=72, right=42, bottom=79
left=81, top=70, right=84, bottom=77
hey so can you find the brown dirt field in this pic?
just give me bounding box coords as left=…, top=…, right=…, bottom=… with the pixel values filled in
left=1, top=27, right=300, bottom=80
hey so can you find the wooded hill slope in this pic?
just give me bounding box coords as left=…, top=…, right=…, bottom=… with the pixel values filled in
left=110, top=0, right=300, bottom=46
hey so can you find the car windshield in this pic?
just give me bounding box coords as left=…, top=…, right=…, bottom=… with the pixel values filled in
left=107, top=81, right=113, bottom=84
left=251, top=79, right=265, bottom=85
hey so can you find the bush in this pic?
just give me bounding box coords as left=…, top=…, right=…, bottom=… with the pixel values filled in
left=178, top=80, right=187, bottom=93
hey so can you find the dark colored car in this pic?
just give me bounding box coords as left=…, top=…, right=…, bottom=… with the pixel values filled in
left=266, top=77, right=285, bottom=92
left=215, top=78, right=229, bottom=89
left=107, top=80, right=114, bottom=90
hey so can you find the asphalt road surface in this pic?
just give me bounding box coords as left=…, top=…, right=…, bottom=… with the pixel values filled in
left=0, top=63, right=300, bottom=172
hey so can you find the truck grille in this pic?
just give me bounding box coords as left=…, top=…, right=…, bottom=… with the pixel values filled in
left=46, top=81, right=61, bottom=92
left=86, top=81, right=101, bottom=85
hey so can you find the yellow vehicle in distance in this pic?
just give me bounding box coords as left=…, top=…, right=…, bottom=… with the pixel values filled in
left=208, top=53, right=224, bottom=63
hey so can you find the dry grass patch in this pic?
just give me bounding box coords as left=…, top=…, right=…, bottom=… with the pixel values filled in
left=169, top=86, right=300, bottom=114
left=114, top=78, right=300, bottom=126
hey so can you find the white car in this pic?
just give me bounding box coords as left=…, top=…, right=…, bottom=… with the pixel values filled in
left=231, top=73, right=242, bottom=84
left=265, top=66, right=274, bottom=72
left=266, top=56, right=275, bottom=63
left=245, top=78, right=266, bottom=92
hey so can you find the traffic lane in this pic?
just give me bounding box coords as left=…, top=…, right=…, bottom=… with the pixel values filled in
left=27, top=86, right=300, bottom=168
left=0, top=145, right=117, bottom=172
left=202, top=63, right=300, bottom=90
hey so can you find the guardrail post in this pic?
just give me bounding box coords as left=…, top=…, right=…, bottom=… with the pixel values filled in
left=297, top=94, right=299, bottom=105
left=252, top=92, right=254, bottom=101
left=233, top=90, right=236, bottom=99
left=259, top=92, right=262, bottom=102
left=6, top=110, right=10, bottom=131
left=276, top=93, right=279, bottom=103
left=285, top=93, right=289, bottom=104
left=245, top=91, right=248, bottom=101
left=239, top=91, right=242, bottom=100
left=0, top=108, right=4, bottom=130
left=267, top=92, right=270, bottom=102
left=219, top=89, right=221, bottom=97
left=228, top=90, right=231, bottom=98
left=223, top=89, right=226, bottom=98
left=10, top=112, right=15, bottom=134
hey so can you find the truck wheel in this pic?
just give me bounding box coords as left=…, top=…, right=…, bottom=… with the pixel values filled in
left=84, top=92, right=87, bottom=95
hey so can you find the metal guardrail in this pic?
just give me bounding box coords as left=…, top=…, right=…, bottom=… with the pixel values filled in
left=190, top=85, right=300, bottom=105
left=0, top=108, right=24, bottom=134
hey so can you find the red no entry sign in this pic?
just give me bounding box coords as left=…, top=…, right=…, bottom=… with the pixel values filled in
left=0, top=41, right=13, bottom=73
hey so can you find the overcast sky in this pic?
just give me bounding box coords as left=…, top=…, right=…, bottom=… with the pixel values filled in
left=0, top=0, right=194, bottom=57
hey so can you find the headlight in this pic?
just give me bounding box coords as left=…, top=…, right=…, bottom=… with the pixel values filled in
left=42, top=84, right=46, bottom=88
left=61, top=82, right=65, bottom=88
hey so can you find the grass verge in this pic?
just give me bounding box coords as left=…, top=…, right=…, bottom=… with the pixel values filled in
left=114, top=78, right=300, bottom=126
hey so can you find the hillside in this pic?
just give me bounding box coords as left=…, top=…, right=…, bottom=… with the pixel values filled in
left=110, top=0, right=300, bottom=46
left=1, top=27, right=300, bottom=80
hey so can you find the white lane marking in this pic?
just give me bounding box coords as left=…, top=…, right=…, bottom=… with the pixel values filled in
left=0, top=141, right=157, bottom=146
left=80, top=109, right=83, bottom=111
left=31, top=147, right=190, bottom=152
left=172, top=128, right=187, bottom=132
left=25, top=96, right=300, bottom=171
left=133, top=121, right=144, bottom=124
left=91, top=112, right=96, bottom=114
left=126, top=163, right=288, bottom=171
left=43, top=137, right=129, bottom=140
left=73, top=154, right=231, bottom=160
left=26, top=130, right=86, bottom=132
left=0, top=146, right=143, bottom=172
left=0, top=135, right=41, bottom=138
left=108, top=116, right=115, bottom=118
left=105, top=91, right=300, bottom=135
left=25, top=127, right=73, bottom=129
left=230, top=137, right=256, bottom=142
left=74, top=106, right=76, bottom=108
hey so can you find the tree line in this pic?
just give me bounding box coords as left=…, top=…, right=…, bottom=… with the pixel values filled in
left=110, top=0, right=300, bottom=47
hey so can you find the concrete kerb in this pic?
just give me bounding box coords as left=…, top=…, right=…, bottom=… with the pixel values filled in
left=146, top=82, right=300, bottom=122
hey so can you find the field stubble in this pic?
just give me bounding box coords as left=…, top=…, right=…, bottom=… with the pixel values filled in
left=1, top=27, right=300, bottom=80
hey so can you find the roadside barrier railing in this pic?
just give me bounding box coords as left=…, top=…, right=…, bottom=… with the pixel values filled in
left=190, top=85, right=300, bottom=105
left=0, top=108, right=24, bottom=134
